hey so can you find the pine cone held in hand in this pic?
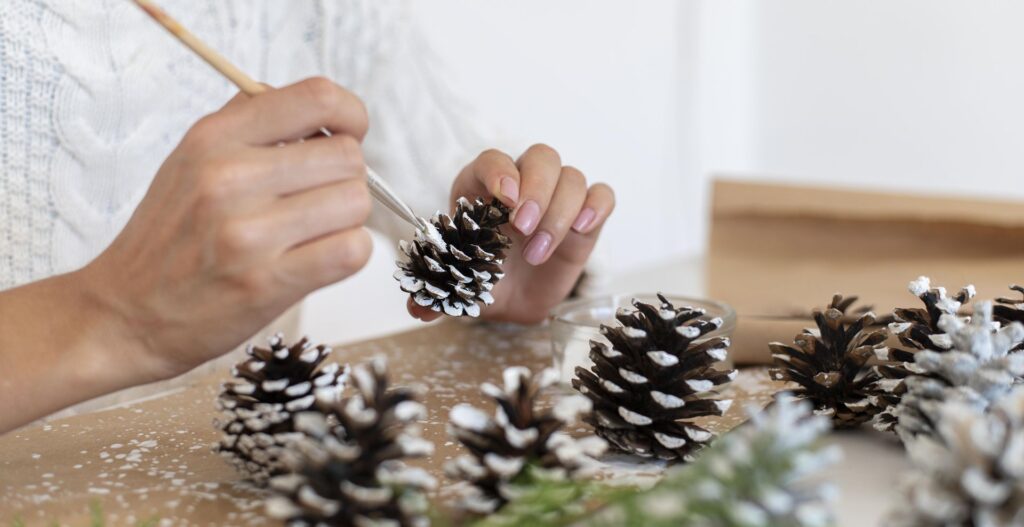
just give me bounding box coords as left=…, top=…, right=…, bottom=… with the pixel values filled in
left=214, top=334, right=346, bottom=482
left=267, top=357, right=435, bottom=527
left=394, top=197, right=511, bottom=317
left=572, top=294, right=735, bottom=462
left=446, top=366, right=606, bottom=514
left=769, top=294, right=888, bottom=429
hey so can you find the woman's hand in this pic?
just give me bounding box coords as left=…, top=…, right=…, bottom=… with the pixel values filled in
left=0, top=77, right=374, bottom=432
left=408, top=145, right=614, bottom=324
left=82, top=78, right=374, bottom=383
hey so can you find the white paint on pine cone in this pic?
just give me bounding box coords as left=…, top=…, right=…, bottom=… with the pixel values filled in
left=622, top=327, right=647, bottom=339
left=398, top=435, right=435, bottom=457
left=715, top=399, right=733, bottom=414
left=600, top=344, right=623, bottom=358
left=503, top=367, right=531, bottom=392
left=552, top=395, right=592, bottom=423
left=232, top=382, right=256, bottom=395
left=602, top=379, right=626, bottom=394
left=685, top=426, right=713, bottom=443
left=503, top=425, right=539, bottom=449
left=654, top=432, right=687, bottom=449
left=450, top=404, right=489, bottom=432
left=341, top=480, right=393, bottom=506
left=284, top=382, right=311, bottom=397
left=673, top=325, right=700, bottom=339
left=395, top=400, right=427, bottom=421
left=706, top=347, right=728, bottom=361
left=285, top=395, right=315, bottom=412
left=483, top=453, right=524, bottom=478
left=619, top=368, right=649, bottom=385
left=686, top=379, right=714, bottom=393
left=261, top=378, right=290, bottom=393
left=909, top=276, right=932, bottom=296
left=618, top=406, right=653, bottom=426
left=651, top=390, right=685, bottom=409
left=646, top=351, right=678, bottom=367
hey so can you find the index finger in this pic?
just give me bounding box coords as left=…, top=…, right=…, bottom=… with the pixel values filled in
left=219, top=77, right=370, bottom=145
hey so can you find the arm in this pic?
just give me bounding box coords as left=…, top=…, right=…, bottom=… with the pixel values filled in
left=0, top=78, right=372, bottom=433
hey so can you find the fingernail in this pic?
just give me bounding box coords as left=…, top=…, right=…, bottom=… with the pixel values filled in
left=524, top=231, right=553, bottom=265
left=499, top=177, right=519, bottom=205
left=513, top=200, right=540, bottom=235
left=572, top=208, right=597, bottom=233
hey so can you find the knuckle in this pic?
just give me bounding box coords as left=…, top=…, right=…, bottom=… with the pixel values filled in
left=334, top=135, right=365, bottom=171
left=528, top=143, right=561, bottom=163
left=235, top=270, right=275, bottom=301
left=335, top=229, right=373, bottom=274
left=561, top=165, right=587, bottom=187
left=301, top=76, right=340, bottom=112
left=217, top=220, right=261, bottom=256
left=348, top=97, right=370, bottom=137
left=480, top=148, right=512, bottom=164
left=185, top=115, right=224, bottom=149
left=347, top=183, right=372, bottom=224
left=194, top=159, right=243, bottom=206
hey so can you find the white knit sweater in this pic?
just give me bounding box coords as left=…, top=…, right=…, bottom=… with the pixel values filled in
left=0, top=0, right=493, bottom=291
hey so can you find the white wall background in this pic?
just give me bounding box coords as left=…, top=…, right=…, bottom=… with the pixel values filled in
left=303, top=1, right=1024, bottom=343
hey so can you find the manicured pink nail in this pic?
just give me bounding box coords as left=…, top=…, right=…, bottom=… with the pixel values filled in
left=499, top=177, right=519, bottom=205
left=524, top=231, right=553, bottom=265
left=513, top=200, right=541, bottom=235
left=572, top=208, right=597, bottom=233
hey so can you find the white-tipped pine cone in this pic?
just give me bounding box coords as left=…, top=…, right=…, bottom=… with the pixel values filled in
left=446, top=366, right=606, bottom=514
left=572, top=294, right=735, bottom=461
left=770, top=294, right=889, bottom=429
left=888, top=302, right=1024, bottom=443
left=266, top=357, right=436, bottom=527
left=394, top=197, right=511, bottom=317
left=214, top=334, right=346, bottom=482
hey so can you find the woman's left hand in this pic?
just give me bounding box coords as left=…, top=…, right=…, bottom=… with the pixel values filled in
left=408, top=144, right=615, bottom=324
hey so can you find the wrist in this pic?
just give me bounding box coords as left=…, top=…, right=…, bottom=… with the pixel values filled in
left=66, top=265, right=165, bottom=390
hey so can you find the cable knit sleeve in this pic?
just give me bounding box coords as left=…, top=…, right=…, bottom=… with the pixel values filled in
left=319, top=0, right=510, bottom=243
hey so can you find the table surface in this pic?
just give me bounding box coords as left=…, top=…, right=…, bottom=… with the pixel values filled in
left=0, top=258, right=912, bottom=526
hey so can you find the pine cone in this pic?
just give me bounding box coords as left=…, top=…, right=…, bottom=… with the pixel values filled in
left=995, top=285, right=1024, bottom=353
left=266, top=357, right=436, bottom=527
left=446, top=366, right=607, bottom=514
left=572, top=294, right=735, bottom=461
left=214, top=334, right=346, bottom=482
left=769, top=294, right=888, bottom=429
left=874, top=278, right=977, bottom=432
left=888, top=302, right=1024, bottom=443
left=394, top=197, right=511, bottom=317
left=887, top=387, right=1024, bottom=527
left=890, top=276, right=975, bottom=356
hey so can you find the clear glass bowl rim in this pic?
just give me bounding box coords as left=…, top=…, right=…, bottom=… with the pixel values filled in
left=549, top=293, right=737, bottom=332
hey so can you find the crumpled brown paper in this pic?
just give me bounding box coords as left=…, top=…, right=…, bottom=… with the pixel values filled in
left=708, top=178, right=1024, bottom=365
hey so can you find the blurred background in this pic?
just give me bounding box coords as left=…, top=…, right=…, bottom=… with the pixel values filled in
left=303, top=0, right=1024, bottom=344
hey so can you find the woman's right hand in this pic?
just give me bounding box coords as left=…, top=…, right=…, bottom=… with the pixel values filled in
left=80, top=77, right=373, bottom=383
